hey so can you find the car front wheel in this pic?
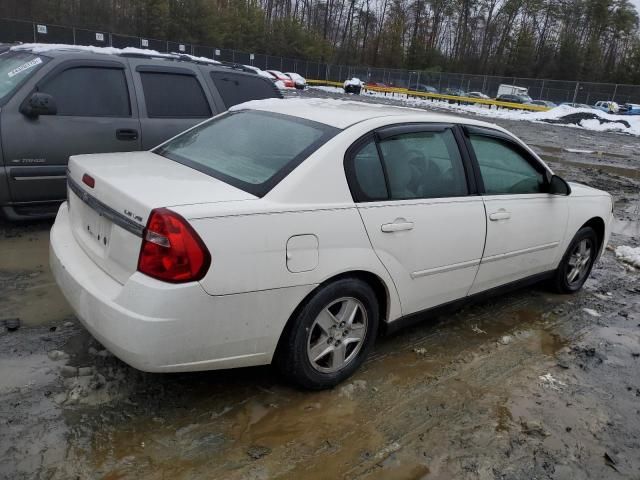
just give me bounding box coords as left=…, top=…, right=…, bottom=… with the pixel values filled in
left=552, top=226, right=598, bottom=293
left=276, top=278, right=379, bottom=389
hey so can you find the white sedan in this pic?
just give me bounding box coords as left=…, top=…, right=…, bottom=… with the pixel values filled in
left=50, top=98, right=613, bottom=389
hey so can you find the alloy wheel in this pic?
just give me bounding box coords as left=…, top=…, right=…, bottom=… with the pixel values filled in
left=306, top=297, right=368, bottom=373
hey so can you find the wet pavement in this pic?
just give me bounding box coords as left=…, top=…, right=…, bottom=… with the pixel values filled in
left=1, top=93, right=640, bottom=479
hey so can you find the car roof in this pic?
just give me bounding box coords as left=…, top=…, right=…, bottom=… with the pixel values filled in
left=7, top=43, right=255, bottom=72
left=230, top=97, right=510, bottom=131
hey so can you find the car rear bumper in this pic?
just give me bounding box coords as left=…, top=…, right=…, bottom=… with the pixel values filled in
left=50, top=202, right=315, bottom=372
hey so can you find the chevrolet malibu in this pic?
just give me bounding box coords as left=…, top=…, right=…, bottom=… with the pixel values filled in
left=50, top=98, right=613, bottom=389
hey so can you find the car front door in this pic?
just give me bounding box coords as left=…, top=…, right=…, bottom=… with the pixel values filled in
left=1, top=59, right=141, bottom=204
left=346, top=124, right=486, bottom=316
left=464, top=126, right=569, bottom=295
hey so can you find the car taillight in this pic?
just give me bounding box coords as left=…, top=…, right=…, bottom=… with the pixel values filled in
left=137, top=208, right=210, bottom=283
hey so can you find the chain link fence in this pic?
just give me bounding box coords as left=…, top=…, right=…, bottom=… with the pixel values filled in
left=2, top=17, right=639, bottom=105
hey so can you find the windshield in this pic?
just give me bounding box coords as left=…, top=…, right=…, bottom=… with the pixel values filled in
left=155, top=110, right=338, bottom=197
left=0, top=51, right=48, bottom=103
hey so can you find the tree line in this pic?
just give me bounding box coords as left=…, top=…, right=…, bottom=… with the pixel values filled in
left=2, top=0, right=640, bottom=83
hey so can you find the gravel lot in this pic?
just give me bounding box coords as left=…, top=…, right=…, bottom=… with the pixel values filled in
left=1, top=91, right=639, bottom=479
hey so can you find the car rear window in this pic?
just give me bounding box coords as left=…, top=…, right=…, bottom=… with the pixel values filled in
left=154, top=110, right=338, bottom=197
left=210, top=71, right=280, bottom=108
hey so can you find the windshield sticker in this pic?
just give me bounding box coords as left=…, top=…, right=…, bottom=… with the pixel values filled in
left=8, top=57, right=43, bottom=78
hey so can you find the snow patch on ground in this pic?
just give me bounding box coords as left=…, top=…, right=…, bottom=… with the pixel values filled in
left=615, top=246, right=640, bottom=268
left=309, top=86, right=640, bottom=136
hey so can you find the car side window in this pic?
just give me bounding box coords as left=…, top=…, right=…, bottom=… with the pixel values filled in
left=140, top=72, right=211, bottom=118
left=210, top=71, right=279, bottom=108
left=39, top=67, right=130, bottom=117
left=469, top=135, right=545, bottom=195
left=377, top=129, right=468, bottom=200
left=350, top=139, right=388, bottom=201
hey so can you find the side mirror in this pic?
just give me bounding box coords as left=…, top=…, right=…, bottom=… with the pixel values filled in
left=20, top=92, right=57, bottom=118
left=549, top=174, right=571, bottom=196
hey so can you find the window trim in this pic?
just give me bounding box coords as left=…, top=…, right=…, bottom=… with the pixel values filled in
left=28, top=59, right=132, bottom=118
left=138, top=70, right=212, bottom=119
left=344, top=123, right=477, bottom=203
left=462, top=125, right=551, bottom=195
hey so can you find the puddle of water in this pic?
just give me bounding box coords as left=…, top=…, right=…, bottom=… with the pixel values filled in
left=0, top=226, right=71, bottom=326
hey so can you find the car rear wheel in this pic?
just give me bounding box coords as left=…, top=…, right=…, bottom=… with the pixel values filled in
left=276, top=278, right=379, bottom=389
left=552, top=226, right=598, bottom=293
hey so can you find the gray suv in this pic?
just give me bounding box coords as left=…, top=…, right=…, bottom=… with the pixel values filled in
left=0, top=45, right=282, bottom=220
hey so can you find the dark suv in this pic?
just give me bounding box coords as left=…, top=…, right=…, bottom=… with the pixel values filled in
left=0, top=45, right=282, bottom=220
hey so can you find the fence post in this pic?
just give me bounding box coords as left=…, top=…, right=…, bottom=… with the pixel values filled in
left=232, top=50, right=235, bottom=63
left=416, top=71, right=421, bottom=90
left=572, top=82, right=579, bottom=104
left=612, top=84, right=618, bottom=101
left=305, top=60, right=309, bottom=78
left=281, top=57, right=283, bottom=71
left=540, top=80, right=545, bottom=100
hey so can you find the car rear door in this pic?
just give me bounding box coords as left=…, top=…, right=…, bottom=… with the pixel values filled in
left=128, top=59, right=219, bottom=149
left=347, top=124, right=486, bottom=316
left=463, top=126, right=569, bottom=295
left=1, top=57, right=141, bottom=204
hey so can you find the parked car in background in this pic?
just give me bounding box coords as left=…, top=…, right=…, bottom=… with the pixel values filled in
left=51, top=98, right=612, bottom=389
left=594, top=101, right=619, bottom=113
left=265, top=70, right=295, bottom=88
left=241, top=64, right=275, bottom=79
left=344, top=77, right=363, bottom=94
left=444, top=88, right=466, bottom=96
left=560, top=102, right=595, bottom=109
left=527, top=100, right=557, bottom=108
left=414, top=83, right=438, bottom=94
left=285, top=72, right=306, bottom=90
left=620, top=103, right=640, bottom=115
left=466, top=91, right=490, bottom=99
left=0, top=44, right=281, bottom=220
left=497, top=93, right=533, bottom=104
left=366, top=82, right=390, bottom=88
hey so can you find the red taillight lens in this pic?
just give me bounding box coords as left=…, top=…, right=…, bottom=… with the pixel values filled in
left=137, top=208, right=211, bottom=283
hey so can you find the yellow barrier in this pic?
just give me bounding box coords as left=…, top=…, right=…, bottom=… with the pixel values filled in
left=305, top=79, right=551, bottom=112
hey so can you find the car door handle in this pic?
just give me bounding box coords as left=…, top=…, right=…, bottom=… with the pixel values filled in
left=381, top=219, right=415, bottom=232
left=489, top=210, right=511, bottom=221
left=116, top=129, right=139, bottom=141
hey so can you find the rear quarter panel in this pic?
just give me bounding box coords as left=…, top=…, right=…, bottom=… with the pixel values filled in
left=185, top=206, right=402, bottom=322
left=556, top=184, right=613, bottom=264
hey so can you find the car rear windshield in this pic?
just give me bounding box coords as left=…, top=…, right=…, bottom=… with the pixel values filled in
left=0, top=51, right=49, bottom=104
left=154, top=110, right=338, bottom=197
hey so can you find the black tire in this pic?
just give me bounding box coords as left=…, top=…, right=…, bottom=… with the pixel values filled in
left=552, top=226, right=598, bottom=293
left=275, top=278, right=379, bottom=390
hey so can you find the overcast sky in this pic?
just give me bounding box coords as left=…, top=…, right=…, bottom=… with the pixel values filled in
left=633, top=0, right=640, bottom=16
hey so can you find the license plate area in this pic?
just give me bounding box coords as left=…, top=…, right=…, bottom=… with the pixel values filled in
left=69, top=191, right=113, bottom=256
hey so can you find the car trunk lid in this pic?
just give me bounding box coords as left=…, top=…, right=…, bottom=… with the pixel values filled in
left=66, top=151, right=256, bottom=284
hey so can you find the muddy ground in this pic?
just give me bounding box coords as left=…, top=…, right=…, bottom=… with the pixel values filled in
left=1, top=92, right=639, bottom=480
